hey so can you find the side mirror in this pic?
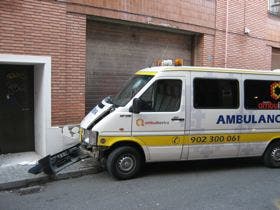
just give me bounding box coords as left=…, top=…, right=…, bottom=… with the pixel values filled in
left=130, top=98, right=141, bottom=114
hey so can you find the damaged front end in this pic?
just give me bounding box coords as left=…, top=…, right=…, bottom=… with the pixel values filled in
left=29, top=97, right=113, bottom=176
left=28, top=143, right=88, bottom=175
left=79, top=97, right=114, bottom=160
left=79, top=129, right=106, bottom=160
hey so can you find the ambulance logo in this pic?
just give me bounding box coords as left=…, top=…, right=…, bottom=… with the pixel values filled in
left=270, top=82, right=280, bottom=100
left=136, top=119, right=144, bottom=127
left=136, top=119, right=169, bottom=126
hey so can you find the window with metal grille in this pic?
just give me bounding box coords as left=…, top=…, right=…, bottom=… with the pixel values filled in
left=269, top=0, right=280, bottom=16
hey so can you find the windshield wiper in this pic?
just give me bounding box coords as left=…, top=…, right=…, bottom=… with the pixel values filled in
left=105, top=96, right=116, bottom=107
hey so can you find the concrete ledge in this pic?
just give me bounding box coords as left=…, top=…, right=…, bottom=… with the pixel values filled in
left=0, top=176, right=50, bottom=191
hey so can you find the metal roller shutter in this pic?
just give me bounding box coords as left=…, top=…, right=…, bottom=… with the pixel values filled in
left=86, top=20, right=193, bottom=112
left=272, top=48, right=280, bottom=70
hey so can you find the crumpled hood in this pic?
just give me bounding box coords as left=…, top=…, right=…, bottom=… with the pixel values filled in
left=80, top=97, right=113, bottom=129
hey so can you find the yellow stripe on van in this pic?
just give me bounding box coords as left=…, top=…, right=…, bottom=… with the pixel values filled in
left=135, top=71, right=157, bottom=76
left=98, top=135, right=186, bottom=147
left=98, top=132, right=280, bottom=147
left=186, top=133, right=279, bottom=145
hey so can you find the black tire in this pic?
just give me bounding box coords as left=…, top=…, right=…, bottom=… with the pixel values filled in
left=100, top=157, right=107, bottom=170
left=263, top=141, right=280, bottom=168
left=106, top=146, right=143, bottom=180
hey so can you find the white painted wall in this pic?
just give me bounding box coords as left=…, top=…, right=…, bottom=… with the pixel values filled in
left=0, top=54, right=80, bottom=156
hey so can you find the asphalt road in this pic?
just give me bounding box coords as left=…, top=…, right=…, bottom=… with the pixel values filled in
left=1, top=158, right=280, bottom=210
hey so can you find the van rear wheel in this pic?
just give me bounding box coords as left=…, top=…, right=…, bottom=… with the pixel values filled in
left=106, top=146, right=142, bottom=180
left=263, top=142, right=280, bottom=168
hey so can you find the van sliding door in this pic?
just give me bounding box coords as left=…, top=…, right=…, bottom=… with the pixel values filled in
left=188, top=72, right=241, bottom=160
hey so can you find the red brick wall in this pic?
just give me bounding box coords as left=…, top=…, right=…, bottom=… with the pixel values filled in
left=64, top=13, right=86, bottom=124
left=1, top=0, right=280, bottom=126
left=0, top=0, right=86, bottom=125
left=66, top=0, right=218, bottom=69
left=67, top=0, right=279, bottom=71
left=189, top=0, right=278, bottom=70
left=66, top=0, right=216, bottom=35
left=194, top=34, right=215, bottom=67
left=213, top=0, right=272, bottom=70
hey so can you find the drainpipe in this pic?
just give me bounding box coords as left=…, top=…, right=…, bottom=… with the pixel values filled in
left=224, top=0, right=229, bottom=68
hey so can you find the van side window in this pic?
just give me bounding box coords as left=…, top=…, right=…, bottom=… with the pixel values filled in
left=245, top=80, right=280, bottom=110
left=194, top=78, right=239, bottom=109
left=139, top=79, right=182, bottom=112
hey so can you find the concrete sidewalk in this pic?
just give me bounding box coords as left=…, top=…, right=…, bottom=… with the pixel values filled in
left=0, top=152, right=102, bottom=191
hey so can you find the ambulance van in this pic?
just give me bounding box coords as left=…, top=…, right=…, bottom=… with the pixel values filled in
left=80, top=60, right=280, bottom=180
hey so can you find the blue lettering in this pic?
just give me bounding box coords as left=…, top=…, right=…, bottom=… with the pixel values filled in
left=216, top=114, right=280, bottom=124
left=258, top=115, right=266, bottom=123
left=267, top=115, right=275, bottom=123
left=226, top=115, right=235, bottom=124
left=276, top=115, right=280, bottom=123
left=252, top=115, right=257, bottom=123
left=216, top=115, right=225, bottom=124
left=236, top=115, right=243, bottom=124
left=243, top=115, right=252, bottom=124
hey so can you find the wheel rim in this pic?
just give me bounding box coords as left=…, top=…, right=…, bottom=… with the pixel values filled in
left=271, top=147, right=280, bottom=162
left=117, top=154, right=136, bottom=173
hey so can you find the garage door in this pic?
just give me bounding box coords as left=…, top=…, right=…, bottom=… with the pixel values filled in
left=272, top=47, right=280, bottom=70
left=86, top=20, right=193, bottom=112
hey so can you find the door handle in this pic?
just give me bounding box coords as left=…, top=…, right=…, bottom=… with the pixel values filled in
left=171, top=117, right=185, bottom=121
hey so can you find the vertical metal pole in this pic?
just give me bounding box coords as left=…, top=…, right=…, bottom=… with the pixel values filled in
left=225, top=0, right=229, bottom=68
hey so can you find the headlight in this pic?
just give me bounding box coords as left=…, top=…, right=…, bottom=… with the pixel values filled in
left=80, top=129, right=98, bottom=146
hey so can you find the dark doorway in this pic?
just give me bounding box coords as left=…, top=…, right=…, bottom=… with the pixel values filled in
left=0, top=65, right=34, bottom=154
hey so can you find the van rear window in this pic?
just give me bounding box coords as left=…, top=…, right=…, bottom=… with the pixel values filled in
left=194, top=78, right=239, bottom=109
left=245, top=80, right=280, bottom=110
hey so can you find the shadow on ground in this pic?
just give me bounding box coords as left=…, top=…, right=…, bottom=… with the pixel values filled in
left=142, top=157, right=263, bottom=177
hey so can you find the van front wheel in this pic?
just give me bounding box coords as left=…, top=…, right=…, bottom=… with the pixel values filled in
left=263, top=142, right=280, bottom=168
left=107, top=146, right=142, bottom=180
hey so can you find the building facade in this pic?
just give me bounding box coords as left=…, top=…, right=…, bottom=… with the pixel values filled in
left=0, top=0, right=279, bottom=155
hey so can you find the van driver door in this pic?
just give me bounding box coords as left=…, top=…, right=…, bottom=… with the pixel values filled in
left=132, top=76, right=186, bottom=161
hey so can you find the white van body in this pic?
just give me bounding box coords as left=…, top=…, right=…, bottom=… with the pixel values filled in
left=80, top=66, right=280, bottom=179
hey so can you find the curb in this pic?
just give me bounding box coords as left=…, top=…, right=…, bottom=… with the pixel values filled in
left=0, top=165, right=102, bottom=191
left=0, top=176, right=50, bottom=191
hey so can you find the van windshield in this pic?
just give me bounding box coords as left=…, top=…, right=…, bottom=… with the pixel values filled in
left=112, top=75, right=153, bottom=107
